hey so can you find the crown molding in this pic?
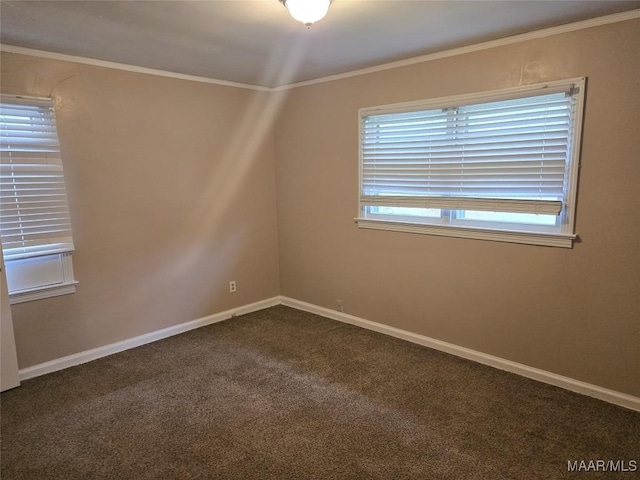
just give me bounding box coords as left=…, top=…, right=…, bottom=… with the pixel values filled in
left=0, top=44, right=271, bottom=92
left=2, top=9, right=638, bottom=93
left=273, top=9, right=640, bottom=90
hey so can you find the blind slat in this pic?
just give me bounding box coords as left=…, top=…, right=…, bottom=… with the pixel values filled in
left=360, top=195, right=562, bottom=215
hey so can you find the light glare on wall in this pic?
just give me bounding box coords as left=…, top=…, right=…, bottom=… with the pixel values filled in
left=281, top=0, right=331, bottom=27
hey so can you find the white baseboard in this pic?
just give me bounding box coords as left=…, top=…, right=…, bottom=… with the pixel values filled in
left=18, top=296, right=280, bottom=381
left=280, top=296, right=640, bottom=412
left=18, top=294, right=639, bottom=412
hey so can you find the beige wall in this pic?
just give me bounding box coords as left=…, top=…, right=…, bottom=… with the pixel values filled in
left=275, top=20, right=640, bottom=396
left=2, top=19, right=638, bottom=397
left=1, top=53, right=281, bottom=368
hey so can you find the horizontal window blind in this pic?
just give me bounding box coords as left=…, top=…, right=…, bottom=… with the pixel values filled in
left=361, top=90, right=576, bottom=214
left=0, top=96, right=75, bottom=261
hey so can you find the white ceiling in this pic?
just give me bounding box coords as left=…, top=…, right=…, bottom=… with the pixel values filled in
left=1, top=1, right=639, bottom=88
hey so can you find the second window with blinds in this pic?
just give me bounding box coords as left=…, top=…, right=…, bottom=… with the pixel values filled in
left=0, top=95, right=77, bottom=303
left=357, top=78, right=586, bottom=247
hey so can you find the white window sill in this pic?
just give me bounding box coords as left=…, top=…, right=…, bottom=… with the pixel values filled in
left=9, top=281, right=78, bottom=305
left=355, top=218, right=576, bottom=248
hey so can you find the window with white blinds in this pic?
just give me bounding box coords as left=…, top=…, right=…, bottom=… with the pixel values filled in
left=357, top=78, right=585, bottom=247
left=0, top=95, right=76, bottom=301
left=0, top=96, right=74, bottom=261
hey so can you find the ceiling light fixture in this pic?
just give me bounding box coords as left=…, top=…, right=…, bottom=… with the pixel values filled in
left=280, top=0, right=332, bottom=27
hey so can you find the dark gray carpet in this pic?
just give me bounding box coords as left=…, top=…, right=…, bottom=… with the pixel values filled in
left=1, top=306, right=638, bottom=479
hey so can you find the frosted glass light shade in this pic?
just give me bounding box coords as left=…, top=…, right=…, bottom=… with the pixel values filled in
left=283, top=0, right=331, bottom=26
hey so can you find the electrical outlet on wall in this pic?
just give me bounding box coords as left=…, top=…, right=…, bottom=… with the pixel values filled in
left=229, top=280, right=237, bottom=293
left=336, top=299, right=344, bottom=312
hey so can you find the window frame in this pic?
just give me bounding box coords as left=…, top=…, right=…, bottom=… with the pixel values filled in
left=356, top=78, right=586, bottom=248
left=0, top=94, right=77, bottom=303
left=4, top=252, right=77, bottom=304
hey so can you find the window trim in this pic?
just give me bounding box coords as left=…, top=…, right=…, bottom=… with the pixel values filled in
left=9, top=280, right=78, bottom=305
left=356, top=78, right=586, bottom=248
left=357, top=218, right=576, bottom=248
